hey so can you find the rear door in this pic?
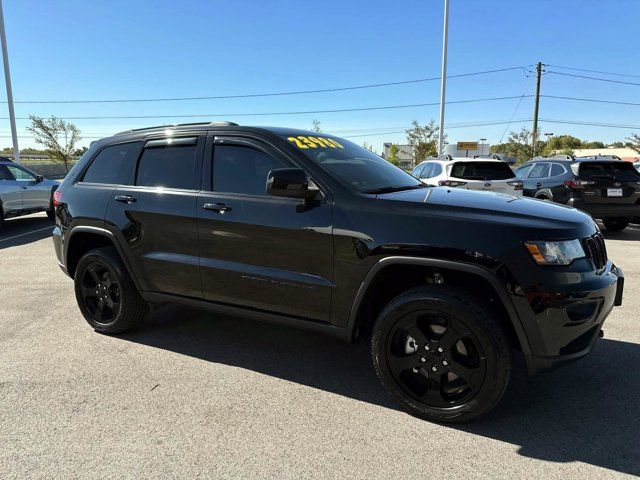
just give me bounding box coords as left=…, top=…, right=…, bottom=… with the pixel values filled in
left=523, top=162, right=550, bottom=196
left=197, top=135, right=334, bottom=321
left=0, top=164, right=22, bottom=213
left=4, top=164, right=47, bottom=209
left=105, top=136, right=204, bottom=298
left=576, top=161, right=640, bottom=206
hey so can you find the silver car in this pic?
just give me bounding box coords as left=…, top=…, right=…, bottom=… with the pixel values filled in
left=0, top=158, right=60, bottom=229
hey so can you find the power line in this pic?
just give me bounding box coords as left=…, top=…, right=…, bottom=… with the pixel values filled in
left=539, top=118, right=640, bottom=130
left=543, top=94, right=640, bottom=107
left=547, top=64, right=640, bottom=79
left=340, top=119, right=532, bottom=138
left=546, top=70, right=640, bottom=86
left=0, top=67, right=526, bottom=105
left=0, top=95, right=534, bottom=120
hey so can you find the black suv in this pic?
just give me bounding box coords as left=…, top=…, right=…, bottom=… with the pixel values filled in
left=515, top=155, right=640, bottom=231
left=52, top=123, right=624, bottom=422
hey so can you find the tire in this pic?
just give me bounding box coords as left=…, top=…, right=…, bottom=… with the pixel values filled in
left=74, top=246, right=148, bottom=334
left=371, top=285, right=512, bottom=423
left=602, top=218, right=629, bottom=232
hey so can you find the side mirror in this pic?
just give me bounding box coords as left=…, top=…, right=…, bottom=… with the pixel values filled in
left=267, top=168, right=319, bottom=201
left=35, top=175, right=44, bottom=183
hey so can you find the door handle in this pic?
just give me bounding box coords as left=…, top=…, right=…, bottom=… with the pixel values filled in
left=114, top=194, right=137, bottom=204
left=203, top=202, right=232, bottom=214
left=536, top=182, right=543, bottom=188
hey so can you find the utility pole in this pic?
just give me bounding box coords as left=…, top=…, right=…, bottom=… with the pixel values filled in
left=0, top=0, right=19, bottom=163
left=437, top=0, right=450, bottom=156
left=531, top=62, right=544, bottom=157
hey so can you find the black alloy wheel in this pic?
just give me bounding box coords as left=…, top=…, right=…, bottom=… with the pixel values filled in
left=79, top=261, right=122, bottom=325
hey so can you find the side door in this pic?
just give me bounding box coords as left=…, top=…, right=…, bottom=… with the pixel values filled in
left=4, top=164, right=46, bottom=210
left=547, top=162, right=571, bottom=202
left=105, top=136, right=204, bottom=298
left=198, top=135, right=334, bottom=321
left=0, top=164, right=22, bottom=213
left=523, top=162, right=550, bottom=196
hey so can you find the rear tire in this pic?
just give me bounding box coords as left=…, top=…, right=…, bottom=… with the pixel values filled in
left=371, top=285, right=512, bottom=423
left=74, top=247, right=148, bottom=334
left=602, top=218, right=629, bottom=232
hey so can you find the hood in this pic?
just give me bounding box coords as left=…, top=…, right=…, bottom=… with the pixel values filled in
left=376, top=186, right=596, bottom=238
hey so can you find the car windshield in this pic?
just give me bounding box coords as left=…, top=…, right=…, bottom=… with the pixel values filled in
left=282, top=134, right=424, bottom=193
left=578, top=161, right=640, bottom=181
left=450, top=161, right=515, bottom=180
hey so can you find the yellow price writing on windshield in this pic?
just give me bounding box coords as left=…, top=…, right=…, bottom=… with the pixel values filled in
left=287, top=136, right=344, bottom=149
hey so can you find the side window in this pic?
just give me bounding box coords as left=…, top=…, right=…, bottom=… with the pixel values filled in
left=213, top=145, right=289, bottom=196
left=411, top=163, right=426, bottom=178
left=6, top=165, right=36, bottom=181
left=0, top=165, right=12, bottom=180
left=430, top=163, right=443, bottom=178
left=514, top=164, right=533, bottom=179
left=83, top=142, right=139, bottom=185
left=527, top=163, right=550, bottom=179
left=550, top=163, right=565, bottom=177
left=420, top=163, right=434, bottom=179
left=136, top=142, right=198, bottom=190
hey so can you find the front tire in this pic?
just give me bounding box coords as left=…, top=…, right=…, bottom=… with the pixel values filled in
left=74, top=247, right=148, bottom=334
left=371, top=286, right=512, bottom=423
left=602, top=218, right=629, bottom=232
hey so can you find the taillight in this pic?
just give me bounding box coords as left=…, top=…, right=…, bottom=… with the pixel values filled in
left=507, top=180, right=524, bottom=190
left=438, top=180, right=467, bottom=187
left=53, top=190, right=63, bottom=206
left=564, top=180, right=596, bottom=190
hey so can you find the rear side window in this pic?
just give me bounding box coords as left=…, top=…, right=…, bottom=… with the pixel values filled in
left=0, top=165, right=11, bottom=180
left=136, top=142, right=198, bottom=190
left=83, top=142, right=139, bottom=185
left=578, top=161, right=640, bottom=181
left=450, top=161, right=515, bottom=180
left=411, top=163, right=426, bottom=178
left=527, top=163, right=550, bottom=179
left=431, top=163, right=443, bottom=177
left=420, top=163, right=434, bottom=179
left=213, top=145, right=289, bottom=196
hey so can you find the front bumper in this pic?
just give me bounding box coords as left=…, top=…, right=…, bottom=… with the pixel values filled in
left=515, top=262, right=623, bottom=374
left=566, top=197, right=640, bottom=218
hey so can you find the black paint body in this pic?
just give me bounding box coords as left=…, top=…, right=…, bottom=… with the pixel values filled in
left=52, top=125, right=624, bottom=374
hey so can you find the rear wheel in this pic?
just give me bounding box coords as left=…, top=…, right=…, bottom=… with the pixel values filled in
left=74, top=247, right=148, bottom=333
left=602, top=218, right=629, bottom=232
left=371, top=286, right=512, bottom=423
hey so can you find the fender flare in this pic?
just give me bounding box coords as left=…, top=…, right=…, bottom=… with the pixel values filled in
left=65, top=226, right=145, bottom=291
left=347, top=256, right=531, bottom=355
left=534, top=188, right=554, bottom=201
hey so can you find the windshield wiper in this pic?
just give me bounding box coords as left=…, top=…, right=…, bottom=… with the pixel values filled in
left=363, top=184, right=427, bottom=194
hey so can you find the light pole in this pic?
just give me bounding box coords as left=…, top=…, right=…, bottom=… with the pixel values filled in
left=544, top=132, right=554, bottom=155
left=0, top=0, right=19, bottom=163
left=478, top=138, right=487, bottom=156
left=437, top=0, right=450, bottom=156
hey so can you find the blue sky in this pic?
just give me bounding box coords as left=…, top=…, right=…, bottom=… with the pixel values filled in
left=2, top=0, right=639, bottom=150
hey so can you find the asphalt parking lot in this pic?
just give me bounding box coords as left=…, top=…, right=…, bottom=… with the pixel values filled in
left=1, top=213, right=639, bottom=479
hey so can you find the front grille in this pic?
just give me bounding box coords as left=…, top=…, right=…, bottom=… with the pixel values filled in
left=583, top=232, right=608, bottom=271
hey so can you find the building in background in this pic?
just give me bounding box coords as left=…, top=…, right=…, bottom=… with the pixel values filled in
left=572, top=147, right=639, bottom=161
left=443, top=142, right=491, bottom=158
left=383, top=143, right=414, bottom=170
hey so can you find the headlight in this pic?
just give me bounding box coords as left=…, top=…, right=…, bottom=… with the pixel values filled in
left=524, top=239, right=585, bottom=266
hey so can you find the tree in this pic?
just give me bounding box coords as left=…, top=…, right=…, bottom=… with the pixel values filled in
left=627, top=133, right=640, bottom=153
left=74, top=146, right=89, bottom=157
left=311, top=119, right=322, bottom=133
left=490, top=127, right=534, bottom=165
left=386, top=143, right=400, bottom=166
left=405, top=120, right=439, bottom=166
left=27, top=115, right=81, bottom=172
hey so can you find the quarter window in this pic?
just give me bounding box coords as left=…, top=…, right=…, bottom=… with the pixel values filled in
left=213, top=145, right=289, bottom=196
left=136, top=142, right=198, bottom=190
left=83, top=142, right=139, bottom=185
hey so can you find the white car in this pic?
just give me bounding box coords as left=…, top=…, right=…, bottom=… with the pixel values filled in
left=411, top=156, right=523, bottom=196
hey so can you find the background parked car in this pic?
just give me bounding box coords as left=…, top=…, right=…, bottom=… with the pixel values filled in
left=411, top=156, right=523, bottom=196
left=514, top=155, right=640, bottom=231
left=0, top=157, right=60, bottom=228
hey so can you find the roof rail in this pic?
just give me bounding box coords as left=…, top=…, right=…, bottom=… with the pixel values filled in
left=552, top=154, right=575, bottom=160
left=115, top=121, right=239, bottom=136
left=472, top=153, right=501, bottom=160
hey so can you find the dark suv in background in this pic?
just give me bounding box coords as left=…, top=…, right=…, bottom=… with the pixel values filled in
left=52, top=123, right=623, bottom=422
left=515, top=155, right=640, bottom=231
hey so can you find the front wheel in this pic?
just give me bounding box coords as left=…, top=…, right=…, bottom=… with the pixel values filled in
left=371, top=286, right=512, bottom=423
left=74, top=247, right=148, bottom=333
left=602, top=218, right=629, bottom=232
